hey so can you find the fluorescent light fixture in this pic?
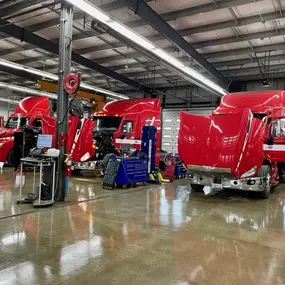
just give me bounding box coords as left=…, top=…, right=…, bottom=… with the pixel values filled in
left=81, top=83, right=128, bottom=99
left=65, top=0, right=227, bottom=96
left=0, top=96, right=20, bottom=104
left=0, top=59, right=58, bottom=81
left=0, top=82, right=57, bottom=100
left=106, top=96, right=118, bottom=102
left=0, top=59, right=128, bottom=100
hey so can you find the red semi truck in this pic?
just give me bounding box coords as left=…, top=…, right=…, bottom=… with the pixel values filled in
left=73, top=98, right=161, bottom=171
left=179, top=90, right=285, bottom=198
left=0, top=96, right=95, bottom=165
left=0, top=96, right=161, bottom=168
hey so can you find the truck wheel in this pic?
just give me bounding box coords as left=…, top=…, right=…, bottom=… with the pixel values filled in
left=7, top=150, right=15, bottom=167
left=190, top=184, right=204, bottom=192
left=258, top=165, right=272, bottom=199
left=102, top=153, right=116, bottom=175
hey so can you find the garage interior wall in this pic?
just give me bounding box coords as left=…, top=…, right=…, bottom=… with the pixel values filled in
left=162, top=108, right=214, bottom=153
left=0, top=90, right=17, bottom=121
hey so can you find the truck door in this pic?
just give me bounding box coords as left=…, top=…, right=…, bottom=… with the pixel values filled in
left=264, top=118, right=285, bottom=161
left=115, top=118, right=141, bottom=152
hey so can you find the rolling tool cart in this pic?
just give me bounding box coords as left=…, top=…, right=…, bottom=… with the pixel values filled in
left=16, top=134, right=59, bottom=207
left=102, top=156, right=149, bottom=189
left=102, top=126, right=156, bottom=189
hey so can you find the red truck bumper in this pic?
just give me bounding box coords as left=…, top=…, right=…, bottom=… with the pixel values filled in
left=0, top=148, right=9, bottom=163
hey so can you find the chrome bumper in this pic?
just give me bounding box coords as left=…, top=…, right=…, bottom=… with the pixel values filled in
left=189, top=174, right=266, bottom=192
left=72, top=161, right=99, bottom=170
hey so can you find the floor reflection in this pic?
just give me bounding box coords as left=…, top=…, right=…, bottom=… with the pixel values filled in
left=1, top=172, right=285, bottom=284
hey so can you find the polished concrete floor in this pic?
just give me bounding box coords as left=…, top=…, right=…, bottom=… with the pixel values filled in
left=1, top=168, right=285, bottom=284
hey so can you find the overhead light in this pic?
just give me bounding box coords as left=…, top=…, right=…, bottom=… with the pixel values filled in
left=0, top=96, right=20, bottom=104
left=106, top=96, right=118, bottom=102
left=65, top=0, right=227, bottom=96
left=81, top=83, right=128, bottom=99
left=0, top=82, right=57, bottom=100
left=0, top=59, right=58, bottom=81
left=0, top=59, right=129, bottom=100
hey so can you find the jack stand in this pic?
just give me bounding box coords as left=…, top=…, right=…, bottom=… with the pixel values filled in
left=148, top=171, right=171, bottom=184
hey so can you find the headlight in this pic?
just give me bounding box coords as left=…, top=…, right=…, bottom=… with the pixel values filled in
left=240, top=166, right=257, bottom=179
left=0, top=142, right=4, bottom=148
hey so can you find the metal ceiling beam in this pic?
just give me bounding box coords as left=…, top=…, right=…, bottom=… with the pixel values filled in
left=223, top=64, right=285, bottom=75
left=0, top=3, right=281, bottom=74
left=10, top=44, right=285, bottom=79
left=127, top=0, right=263, bottom=29
left=123, top=0, right=227, bottom=86
left=0, top=0, right=271, bottom=59
left=0, top=0, right=49, bottom=17
left=79, top=43, right=283, bottom=65
left=94, top=41, right=285, bottom=67
left=203, top=43, right=285, bottom=59
left=67, top=9, right=285, bottom=53
left=94, top=62, right=285, bottom=81
left=86, top=53, right=285, bottom=72
left=89, top=21, right=183, bottom=90
left=0, top=0, right=124, bottom=38
left=0, top=20, right=151, bottom=93
left=17, top=52, right=285, bottom=85
left=194, top=28, right=285, bottom=49
left=147, top=10, right=285, bottom=42
left=0, top=0, right=151, bottom=44
left=231, top=72, right=285, bottom=81
left=115, top=64, right=285, bottom=83
left=213, top=54, right=285, bottom=67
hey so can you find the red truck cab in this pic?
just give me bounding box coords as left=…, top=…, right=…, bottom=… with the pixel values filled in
left=92, top=98, right=161, bottom=159
left=179, top=90, right=285, bottom=198
left=0, top=97, right=56, bottom=165
left=0, top=96, right=96, bottom=166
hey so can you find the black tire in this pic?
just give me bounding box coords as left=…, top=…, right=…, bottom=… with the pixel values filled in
left=72, top=169, right=82, bottom=176
left=257, top=165, right=272, bottom=199
left=7, top=150, right=15, bottom=167
left=102, top=153, right=116, bottom=175
left=190, top=184, right=204, bottom=192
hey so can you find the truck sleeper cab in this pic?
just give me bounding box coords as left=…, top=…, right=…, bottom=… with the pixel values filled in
left=179, top=90, right=285, bottom=198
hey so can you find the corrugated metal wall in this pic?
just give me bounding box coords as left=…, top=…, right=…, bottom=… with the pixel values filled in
left=162, top=108, right=214, bottom=153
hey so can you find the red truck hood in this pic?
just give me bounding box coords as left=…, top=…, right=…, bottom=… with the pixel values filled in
left=178, top=109, right=265, bottom=178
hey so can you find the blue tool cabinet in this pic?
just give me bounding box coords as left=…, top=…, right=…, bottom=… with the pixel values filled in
left=114, top=157, right=149, bottom=186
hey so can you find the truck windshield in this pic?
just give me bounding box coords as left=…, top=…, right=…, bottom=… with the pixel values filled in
left=5, top=117, right=28, bottom=129
left=94, top=116, right=122, bottom=132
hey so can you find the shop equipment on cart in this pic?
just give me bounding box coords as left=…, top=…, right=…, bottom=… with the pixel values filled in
left=16, top=134, right=59, bottom=207
left=103, top=156, right=149, bottom=189
left=102, top=126, right=156, bottom=189
left=164, top=154, right=188, bottom=179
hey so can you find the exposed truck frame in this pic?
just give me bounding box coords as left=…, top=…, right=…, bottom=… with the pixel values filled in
left=179, top=90, right=285, bottom=198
